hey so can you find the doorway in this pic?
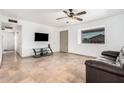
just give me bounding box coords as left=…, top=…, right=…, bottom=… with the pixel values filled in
left=2, top=29, right=15, bottom=52
left=60, top=30, right=68, bottom=52
left=1, top=22, right=22, bottom=54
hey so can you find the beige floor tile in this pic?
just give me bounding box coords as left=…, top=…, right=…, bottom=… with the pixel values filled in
left=0, top=52, right=94, bottom=83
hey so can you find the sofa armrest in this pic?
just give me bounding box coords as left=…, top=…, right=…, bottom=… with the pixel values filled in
left=102, top=51, right=119, bottom=58
left=85, top=60, right=124, bottom=77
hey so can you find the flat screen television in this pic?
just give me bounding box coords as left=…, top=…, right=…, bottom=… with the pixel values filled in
left=35, top=33, right=49, bottom=41
left=81, top=27, right=105, bottom=44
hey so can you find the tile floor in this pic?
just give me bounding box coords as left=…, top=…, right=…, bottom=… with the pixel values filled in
left=0, top=52, right=94, bottom=83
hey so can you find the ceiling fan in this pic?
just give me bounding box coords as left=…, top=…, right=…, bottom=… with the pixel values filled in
left=56, top=9, right=87, bottom=22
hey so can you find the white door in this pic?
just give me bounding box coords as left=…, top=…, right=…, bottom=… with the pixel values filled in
left=7, top=32, right=15, bottom=51
left=60, top=31, right=68, bottom=52
left=3, top=30, right=15, bottom=51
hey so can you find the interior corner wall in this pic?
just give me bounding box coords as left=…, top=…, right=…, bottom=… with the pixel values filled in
left=0, top=18, right=2, bottom=64
left=59, top=14, right=124, bottom=57
left=15, top=25, right=22, bottom=56
left=20, top=20, right=60, bottom=57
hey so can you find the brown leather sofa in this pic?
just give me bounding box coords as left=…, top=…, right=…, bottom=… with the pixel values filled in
left=85, top=51, right=124, bottom=83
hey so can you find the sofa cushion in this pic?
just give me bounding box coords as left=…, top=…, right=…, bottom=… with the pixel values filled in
left=102, top=51, right=120, bottom=59
left=116, top=46, right=124, bottom=68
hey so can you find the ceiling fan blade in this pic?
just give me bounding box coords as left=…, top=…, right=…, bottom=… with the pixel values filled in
left=56, top=17, right=67, bottom=20
left=63, top=11, right=69, bottom=16
left=75, top=11, right=87, bottom=16
left=73, top=17, right=83, bottom=21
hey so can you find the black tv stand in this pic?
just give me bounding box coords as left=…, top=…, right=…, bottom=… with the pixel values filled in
left=33, top=44, right=53, bottom=58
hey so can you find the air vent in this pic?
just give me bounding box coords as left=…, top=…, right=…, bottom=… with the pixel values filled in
left=8, top=19, right=18, bottom=23
left=5, top=26, right=13, bottom=29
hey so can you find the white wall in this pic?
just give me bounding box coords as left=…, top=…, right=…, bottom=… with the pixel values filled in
left=59, top=14, right=124, bottom=57
left=0, top=18, right=2, bottom=64
left=0, top=15, right=23, bottom=56
left=14, top=25, right=22, bottom=56
left=0, top=15, right=60, bottom=57
left=20, top=20, right=59, bottom=57
left=0, top=25, right=2, bottom=64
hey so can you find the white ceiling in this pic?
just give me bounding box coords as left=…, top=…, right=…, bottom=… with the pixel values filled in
left=0, top=9, right=124, bottom=27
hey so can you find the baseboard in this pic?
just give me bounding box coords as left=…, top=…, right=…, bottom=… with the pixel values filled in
left=67, top=52, right=96, bottom=58
left=21, top=51, right=60, bottom=58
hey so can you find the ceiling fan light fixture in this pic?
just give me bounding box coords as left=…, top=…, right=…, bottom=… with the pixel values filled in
left=56, top=9, right=86, bottom=23
left=66, top=18, right=76, bottom=24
